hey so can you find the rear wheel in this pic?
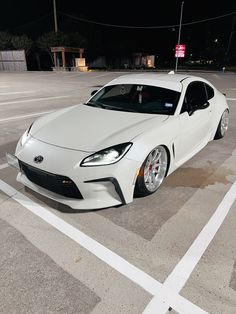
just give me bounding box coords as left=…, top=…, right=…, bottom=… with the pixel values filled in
left=135, top=145, right=168, bottom=197
left=214, top=109, right=229, bottom=139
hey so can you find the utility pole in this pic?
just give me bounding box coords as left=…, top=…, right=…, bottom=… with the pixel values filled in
left=175, top=1, right=184, bottom=72
left=53, top=0, right=58, bottom=33
left=224, top=15, right=236, bottom=67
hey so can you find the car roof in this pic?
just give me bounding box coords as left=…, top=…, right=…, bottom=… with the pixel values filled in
left=105, top=73, right=202, bottom=92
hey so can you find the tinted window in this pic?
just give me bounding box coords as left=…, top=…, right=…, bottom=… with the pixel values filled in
left=87, top=84, right=180, bottom=115
left=205, top=83, right=214, bottom=100
left=181, top=81, right=207, bottom=113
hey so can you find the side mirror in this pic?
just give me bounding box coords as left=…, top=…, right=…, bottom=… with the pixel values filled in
left=187, top=98, right=198, bottom=116
left=199, top=101, right=210, bottom=109
left=91, top=90, right=98, bottom=96
left=188, top=99, right=209, bottom=116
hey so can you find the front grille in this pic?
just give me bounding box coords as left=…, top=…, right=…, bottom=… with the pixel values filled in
left=19, top=161, right=83, bottom=199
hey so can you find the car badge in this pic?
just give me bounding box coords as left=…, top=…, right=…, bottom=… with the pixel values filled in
left=34, top=155, right=44, bottom=164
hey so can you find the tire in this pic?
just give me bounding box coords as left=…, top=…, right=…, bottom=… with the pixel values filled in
left=214, top=109, right=229, bottom=140
left=135, top=145, right=168, bottom=197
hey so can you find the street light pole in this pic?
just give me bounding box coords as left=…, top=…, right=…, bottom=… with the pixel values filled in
left=53, top=0, right=58, bottom=33
left=175, top=1, right=184, bottom=72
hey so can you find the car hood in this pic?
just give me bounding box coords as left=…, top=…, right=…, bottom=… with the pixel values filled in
left=31, top=105, right=169, bottom=152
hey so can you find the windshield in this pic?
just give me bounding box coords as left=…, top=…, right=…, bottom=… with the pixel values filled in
left=86, top=84, right=180, bottom=115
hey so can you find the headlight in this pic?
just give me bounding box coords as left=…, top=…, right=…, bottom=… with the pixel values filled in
left=80, top=142, right=132, bottom=167
left=20, top=123, right=33, bottom=146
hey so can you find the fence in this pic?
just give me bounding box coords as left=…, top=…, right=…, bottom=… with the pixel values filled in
left=0, top=50, right=27, bottom=71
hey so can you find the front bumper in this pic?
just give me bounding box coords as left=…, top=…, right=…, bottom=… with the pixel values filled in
left=14, top=137, right=140, bottom=209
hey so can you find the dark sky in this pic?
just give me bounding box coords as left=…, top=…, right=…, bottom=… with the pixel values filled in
left=1, top=0, right=235, bottom=29
left=0, top=0, right=235, bottom=60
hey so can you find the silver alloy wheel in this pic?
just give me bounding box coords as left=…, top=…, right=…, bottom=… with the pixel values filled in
left=144, top=146, right=167, bottom=192
left=220, top=110, right=229, bottom=136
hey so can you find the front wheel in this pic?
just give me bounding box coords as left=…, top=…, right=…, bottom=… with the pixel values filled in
left=135, top=145, right=168, bottom=197
left=214, top=109, right=229, bottom=140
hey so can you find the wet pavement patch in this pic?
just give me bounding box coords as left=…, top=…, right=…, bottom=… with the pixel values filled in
left=0, top=219, right=100, bottom=314
left=164, top=165, right=232, bottom=188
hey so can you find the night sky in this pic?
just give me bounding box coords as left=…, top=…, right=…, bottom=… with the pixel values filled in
left=0, top=0, right=235, bottom=62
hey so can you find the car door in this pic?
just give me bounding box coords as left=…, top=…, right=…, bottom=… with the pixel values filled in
left=177, top=81, right=212, bottom=163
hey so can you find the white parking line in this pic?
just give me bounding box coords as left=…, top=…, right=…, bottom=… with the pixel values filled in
left=0, top=111, right=53, bottom=123
left=0, top=179, right=163, bottom=294
left=143, top=181, right=236, bottom=314
left=0, top=95, right=69, bottom=107
left=0, top=180, right=206, bottom=314
left=0, top=91, right=35, bottom=96
left=0, top=163, right=8, bottom=170
left=226, top=98, right=236, bottom=101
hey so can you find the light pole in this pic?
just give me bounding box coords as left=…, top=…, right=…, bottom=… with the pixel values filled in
left=53, top=0, right=58, bottom=33
left=175, top=1, right=184, bottom=72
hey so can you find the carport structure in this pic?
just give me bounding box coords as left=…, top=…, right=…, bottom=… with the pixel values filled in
left=51, top=46, right=84, bottom=70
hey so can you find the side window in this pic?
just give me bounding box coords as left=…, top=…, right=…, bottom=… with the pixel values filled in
left=181, top=81, right=207, bottom=113
left=205, top=83, right=214, bottom=100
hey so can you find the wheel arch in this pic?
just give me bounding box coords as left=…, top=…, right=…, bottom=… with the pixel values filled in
left=161, top=144, right=171, bottom=177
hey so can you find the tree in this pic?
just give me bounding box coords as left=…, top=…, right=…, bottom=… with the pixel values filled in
left=11, top=35, right=33, bottom=55
left=0, top=32, right=12, bottom=50
left=37, top=31, right=87, bottom=53
left=0, top=32, right=32, bottom=54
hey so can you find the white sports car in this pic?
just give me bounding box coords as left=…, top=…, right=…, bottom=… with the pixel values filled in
left=8, top=73, right=229, bottom=209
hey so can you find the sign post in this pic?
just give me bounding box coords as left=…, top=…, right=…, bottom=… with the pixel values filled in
left=175, top=1, right=184, bottom=72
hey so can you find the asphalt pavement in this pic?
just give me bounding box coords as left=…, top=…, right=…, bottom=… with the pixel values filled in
left=0, top=70, right=236, bottom=314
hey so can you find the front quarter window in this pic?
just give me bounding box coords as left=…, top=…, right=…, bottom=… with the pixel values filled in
left=205, top=83, right=214, bottom=100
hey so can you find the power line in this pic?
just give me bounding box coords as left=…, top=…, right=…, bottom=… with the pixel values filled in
left=60, top=11, right=236, bottom=29
left=1, top=14, right=53, bottom=32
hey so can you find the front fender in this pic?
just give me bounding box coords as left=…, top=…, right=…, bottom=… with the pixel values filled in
left=125, top=116, right=179, bottom=170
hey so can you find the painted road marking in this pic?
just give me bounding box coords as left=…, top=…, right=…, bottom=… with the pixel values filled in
left=226, top=98, right=236, bottom=101
left=143, top=181, right=236, bottom=314
left=0, top=180, right=206, bottom=314
left=0, top=179, right=163, bottom=294
left=0, top=95, right=69, bottom=107
left=0, top=111, right=53, bottom=123
left=0, top=163, right=8, bottom=170
left=0, top=91, right=35, bottom=96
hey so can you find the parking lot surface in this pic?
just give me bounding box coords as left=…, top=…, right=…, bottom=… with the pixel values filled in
left=0, top=70, right=236, bottom=314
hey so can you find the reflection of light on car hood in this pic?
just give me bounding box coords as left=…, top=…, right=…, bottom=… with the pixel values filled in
left=32, top=105, right=169, bottom=152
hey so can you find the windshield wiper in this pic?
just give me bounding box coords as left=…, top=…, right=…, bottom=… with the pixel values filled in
left=84, top=101, right=106, bottom=109
left=85, top=102, right=138, bottom=112
left=101, top=105, right=137, bottom=112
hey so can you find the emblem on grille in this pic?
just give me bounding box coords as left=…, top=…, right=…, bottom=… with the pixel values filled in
left=33, top=155, right=44, bottom=164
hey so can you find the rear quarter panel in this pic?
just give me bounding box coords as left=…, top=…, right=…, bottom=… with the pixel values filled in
left=209, top=90, right=229, bottom=140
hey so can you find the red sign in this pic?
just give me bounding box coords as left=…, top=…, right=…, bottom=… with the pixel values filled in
left=175, top=44, right=186, bottom=58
